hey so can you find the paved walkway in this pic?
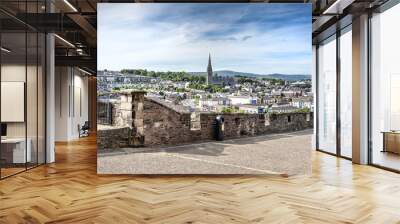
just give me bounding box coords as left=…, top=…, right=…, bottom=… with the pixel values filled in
left=97, top=130, right=313, bottom=175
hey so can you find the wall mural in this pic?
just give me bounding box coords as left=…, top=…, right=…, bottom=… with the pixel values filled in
left=97, top=3, right=313, bottom=175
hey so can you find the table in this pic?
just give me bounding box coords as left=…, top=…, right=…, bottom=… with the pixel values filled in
left=381, top=131, right=400, bottom=154
left=1, top=138, right=32, bottom=163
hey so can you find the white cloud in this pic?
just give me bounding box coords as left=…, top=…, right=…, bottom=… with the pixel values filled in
left=98, top=3, right=311, bottom=75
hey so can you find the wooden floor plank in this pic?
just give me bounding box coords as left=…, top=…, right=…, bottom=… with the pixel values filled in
left=0, top=135, right=400, bottom=223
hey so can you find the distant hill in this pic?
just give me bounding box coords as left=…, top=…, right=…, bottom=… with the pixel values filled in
left=264, top=73, right=311, bottom=81
left=188, top=70, right=310, bottom=81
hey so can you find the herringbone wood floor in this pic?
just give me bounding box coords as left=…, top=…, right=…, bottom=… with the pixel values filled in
left=1, top=135, right=400, bottom=224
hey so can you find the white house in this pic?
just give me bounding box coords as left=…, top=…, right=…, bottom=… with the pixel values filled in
left=228, top=95, right=258, bottom=105
left=238, top=105, right=267, bottom=114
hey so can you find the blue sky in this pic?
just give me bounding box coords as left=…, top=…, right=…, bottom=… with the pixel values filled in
left=98, top=3, right=311, bottom=75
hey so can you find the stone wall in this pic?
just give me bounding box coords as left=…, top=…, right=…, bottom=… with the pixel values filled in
left=97, top=92, right=313, bottom=150
left=197, top=112, right=313, bottom=141
left=97, top=126, right=131, bottom=150
left=143, top=99, right=196, bottom=146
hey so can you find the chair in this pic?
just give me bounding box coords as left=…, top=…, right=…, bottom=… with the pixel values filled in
left=79, top=121, right=90, bottom=138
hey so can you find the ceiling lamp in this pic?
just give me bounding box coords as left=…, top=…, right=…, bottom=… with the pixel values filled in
left=54, top=34, right=75, bottom=48
left=1, top=47, right=11, bottom=53
left=63, top=0, right=78, bottom=12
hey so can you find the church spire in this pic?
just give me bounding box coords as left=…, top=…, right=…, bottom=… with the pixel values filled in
left=208, top=53, right=213, bottom=72
left=207, top=53, right=213, bottom=85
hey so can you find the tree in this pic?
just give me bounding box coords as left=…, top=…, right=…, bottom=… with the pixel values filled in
left=295, top=107, right=310, bottom=113
left=174, top=96, right=183, bottom=105
left=221, top=107, right=234, bottom=113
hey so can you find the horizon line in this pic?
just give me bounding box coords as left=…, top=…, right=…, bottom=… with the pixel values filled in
left=97, top=69, right=311, bottom=76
